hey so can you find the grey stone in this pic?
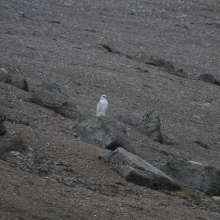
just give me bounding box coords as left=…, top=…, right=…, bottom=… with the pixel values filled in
left=100, top=147, right=181, bottom=190
left=19, top=118, right=30, bottom=126
left=28, top=82, right=83, bottom=120
left=76, top=116, right=136, bottom=154
left=0, top=133, right=25, bottom=157
left=162, top=158, right=220, bottom=196
left=0, top=71, right=29, bottom=91
left=163, top=134, right=178, bottom=145
left=27, top=45, right=35, bottom=49
left=37, top=165, right=48, bottom=173
left=116, top=110, right=162, bottom=143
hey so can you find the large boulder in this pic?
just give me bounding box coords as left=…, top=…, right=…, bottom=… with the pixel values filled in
left=100, top=147, right=181, bottom=191
left=0, top=111, right=6, bottom=136
left=162, top=158, right=220, bottom=196
left=0, top=68, right=29, bottom=91
left=0, top=133, right=25, bottom=159
left=116, top=110, right=162, bottom=143
left=76, top=116, right=136, bottom=154
left=28, top=82, right=82, bottom=120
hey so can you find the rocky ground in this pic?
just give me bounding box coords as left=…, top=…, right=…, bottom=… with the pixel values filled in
left=1, top=0, right=220, bottom=219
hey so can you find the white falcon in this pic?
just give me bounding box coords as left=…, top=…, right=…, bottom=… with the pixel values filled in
left=96, top=95, right=108, bottom=116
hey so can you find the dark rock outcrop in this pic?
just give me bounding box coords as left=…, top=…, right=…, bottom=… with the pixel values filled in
left=0, top=68, right=29, bottom=91
left=100, top=147, right=181, bottom=191
left=194, top=140, right=208, bottom=149
left=162, top=158, right=220, bottom=196
left=76, top=116, right=136, bottom=154
left=28, top=82, right=82, bottom=120
left=129, top=52, right=187, bottom=78
left=198, top=74, right=220, bottom=86
left=0, top=111, right=6, bottom=136
left=117, top=110, right=162, bottom=143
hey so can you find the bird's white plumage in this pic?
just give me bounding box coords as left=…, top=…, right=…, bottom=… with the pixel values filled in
left=96, top=95, right=108, bottom=116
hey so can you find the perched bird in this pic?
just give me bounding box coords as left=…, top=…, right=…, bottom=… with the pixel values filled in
left=96, top=95, right=108, bottom=116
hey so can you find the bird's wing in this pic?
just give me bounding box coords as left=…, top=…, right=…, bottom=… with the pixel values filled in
left=96, top=101, right=102, bottom=115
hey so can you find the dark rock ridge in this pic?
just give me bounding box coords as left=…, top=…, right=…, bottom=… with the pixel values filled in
left=76, top=116, right=136, bottom=154
left=28, top=82, right=82, bottom=120
left=198, top=74, right=220, bottom=86
left=99, top=44, right=120, bottom=54
left=100, top=147, right=181, bottom=191
left=116, top=110, right=162, bottom=143
left=0, top=110, right=6, bottom=136
left=98, top=46, right=186, bottom=78
left=127, top=52, right=187, bottom=78
left=162, top=158, right=220, bottom=196
left=0, top=68, right=29, bottom=91
left=194, top=140, right=208, bottom=149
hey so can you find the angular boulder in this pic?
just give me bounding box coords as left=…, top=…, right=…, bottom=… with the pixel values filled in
left=117, top=110, right=162, bottom=143
left=0, top=69, right=28, bottom=91
left=0, top=133, right=25, bottom=158
left=100, top=147, right=181, bottom=191
left=76, top=116, right=136, bottom=154
left=162, top=158, right=220, bottom=196
left=28, top=82, right=82, bottom=120
left=0, top=111, right=6, bottom=135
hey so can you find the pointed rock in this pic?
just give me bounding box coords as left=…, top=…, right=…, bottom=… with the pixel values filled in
left=117, top=110, right=162, bottom=143
left=100, top=147, right=181, bottom=191
left=76, top=116, right=136, bottom=154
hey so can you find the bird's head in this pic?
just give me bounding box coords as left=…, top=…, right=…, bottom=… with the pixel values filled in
left=101, top=94, right=106, bottom=99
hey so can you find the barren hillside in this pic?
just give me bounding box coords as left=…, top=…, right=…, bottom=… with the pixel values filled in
left=0, top=0, right=220, bottom=219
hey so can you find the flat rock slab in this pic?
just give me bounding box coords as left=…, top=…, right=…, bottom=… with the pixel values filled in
left=0, top=133, right=25, bottom=158
left=116, top=110, right=162, bottom=143
left=100, top=147, right=181, bottom=191
left=28, top=82, right=82, bottom=120
left=162, top=158, right=220, bottom=196
left=76, top=116, right=136, bottom=154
